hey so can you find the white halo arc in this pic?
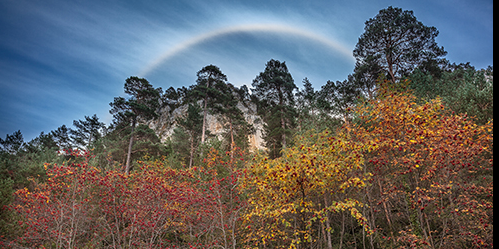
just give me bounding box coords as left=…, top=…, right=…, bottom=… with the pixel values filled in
left=139, top=24, right=355, bottom=77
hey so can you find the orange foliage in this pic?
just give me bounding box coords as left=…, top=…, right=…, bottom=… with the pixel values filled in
left=349, top=80, right=493, bottom=248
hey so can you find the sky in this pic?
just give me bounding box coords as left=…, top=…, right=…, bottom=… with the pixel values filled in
left=0, top=0, right=493, bottom=142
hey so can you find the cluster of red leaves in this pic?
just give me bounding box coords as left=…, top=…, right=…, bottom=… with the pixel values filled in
left=11, top=148, right=248, bottom=248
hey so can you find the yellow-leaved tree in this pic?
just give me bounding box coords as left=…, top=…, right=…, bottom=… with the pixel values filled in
left=242, top=129, right=372, bottom=248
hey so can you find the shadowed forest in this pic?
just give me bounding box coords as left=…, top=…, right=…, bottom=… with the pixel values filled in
left=0, top=6, right=492, bottom=249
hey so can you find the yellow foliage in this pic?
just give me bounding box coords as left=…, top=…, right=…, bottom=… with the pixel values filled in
left=242, top=129, right=372, bottom=246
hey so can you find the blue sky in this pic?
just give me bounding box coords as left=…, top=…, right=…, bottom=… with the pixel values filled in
left=0, top=0, right=493, bottom=142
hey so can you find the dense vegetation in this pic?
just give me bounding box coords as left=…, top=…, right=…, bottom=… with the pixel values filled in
left=1, top=6, right=493, bottom=248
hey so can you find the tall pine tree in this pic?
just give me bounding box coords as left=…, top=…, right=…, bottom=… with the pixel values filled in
left=190, top=65, right=228, bottom=144
left=252, top=59, right=297, bottom=158
left=109, top=76, right=161, bottom=174
left=353, top=6, right=447, bottom=83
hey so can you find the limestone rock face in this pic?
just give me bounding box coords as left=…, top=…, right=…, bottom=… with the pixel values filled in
left=147, top=101, right=265, bottom=152
left=236, top=102, right=265, bottom=152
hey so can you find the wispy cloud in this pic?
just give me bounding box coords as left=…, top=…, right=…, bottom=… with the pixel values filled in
left=0, top=0, right=493, bottom=141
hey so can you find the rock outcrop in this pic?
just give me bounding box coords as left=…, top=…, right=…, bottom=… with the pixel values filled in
left=147, top=101, right=265, bottom=152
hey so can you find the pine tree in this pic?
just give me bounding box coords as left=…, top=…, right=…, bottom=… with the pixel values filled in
left=109, top=76, right=161, bottom=174
left=174, top=103, right=204, bottom=168
left=353, top=6, right=447, bottom=83
left=252, top=59, right=297, bottom=158
left=190, top=65, right=228, bottom=144
left=70, top=114, right=105, bottom=150
left=212, top=83, right=252, bottom=156
left=318, top=76, right=361, bottom=124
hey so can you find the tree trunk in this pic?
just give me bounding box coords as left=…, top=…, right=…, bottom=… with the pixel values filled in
left=339, top=212, right=345, bottom=249
left=201, top=76, right=212, bottom=144
left=378, top=178, right=393, bottom=236
left=277, top=86, right=287, bottom=150
left=386, top=52, right=396, bottom=84
left=201, top=95, right=208, bottom=144
left=124, top=117, right=136, bottom=174
left=88, top=133, right=92, bottom=149
left=189, top=138, right=194, bottom=168
left=324, top=195, right=333, bottom=249
left=229, top=119, right=234, bottom=160
left=281, top=109, right=286, bottom=149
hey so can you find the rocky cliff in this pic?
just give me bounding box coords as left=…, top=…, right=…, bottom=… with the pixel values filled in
left=147, top=101, right=266, bottom=152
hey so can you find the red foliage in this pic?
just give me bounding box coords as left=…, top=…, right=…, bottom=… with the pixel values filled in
left=11, top=148, right=248, bottom=248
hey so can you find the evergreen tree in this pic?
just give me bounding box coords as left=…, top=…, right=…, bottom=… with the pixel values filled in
left=295, top=78, right=318, bottom=132
left=23, top=132, right=57, bottom=154
left=1, top=130, right=60, bottom=191
left=251, top=59, right=297, bottom=158
left=50, top=125, right=73, bottom=151
left=126, top=124, right=166, bottom=160
left=190, top=65, right=228, bottom=144
left=90, top=123, right=129, bottom=170
left=0, top=130, right=24, bottom=155
left=353, top=6, right=447, bottom=83
left=294, top=78, right=343, bottom=134
left=409, top=65, right=493, bottom=124
left=109, top=76, right=162, bottom=173
left=70, top=114, right=105, bottom=150
left=318, top=75, right=361, bottom=124
left=173, top=103, right=204, bottom=168
left=163, top=86, right=181, bottom=113
left=213, top=83, right=252, bottom=155
left=0, top=177, right=14, bottom=239
left=351, top=56, right=384, bottom=99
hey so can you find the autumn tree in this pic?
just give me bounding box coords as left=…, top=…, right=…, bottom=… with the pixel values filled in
left=13, top=150, right=98, bottom=248
left=188, top=147, right=249, bottom=248
left=243, top=130, right=372, bottom=248
left=350, top=81, right=493, bottom=248
left=109, top=76, right=161, bottom=174
left=0, top=130, right=65, bottom=246
left=353, top=6, right=447, bottom=83
left=11, top=150, right=218, bottom=248
left=252, top=59, right=297, bottom=158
